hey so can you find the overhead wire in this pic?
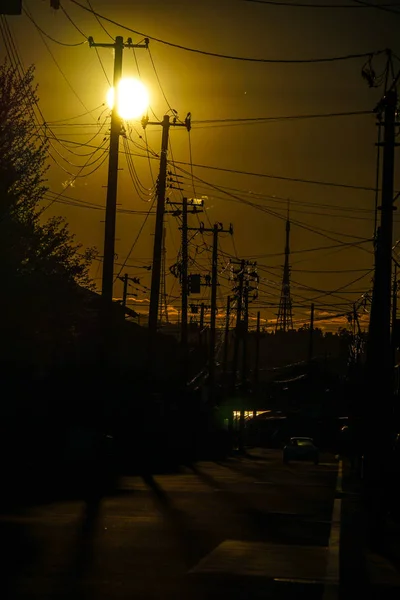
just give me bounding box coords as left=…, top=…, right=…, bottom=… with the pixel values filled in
left=172, top=163, right=373, bottom=249
left=23, top=5, right=94, bottom=117
left=192, top=110, right=373, bottom=128
left=0, top=15, right=92, bottom=211
left=350, top=0, right=400, bottom=14
left=44, top=104, right=105, bottom=123
left=175, top=173, right=377, bottom=215
left=85, top=0, right=115, bottom=40
left=171, top=158, right=379, bottom=192
left=22, top=7, right=86, bottom=46
left=243, top=0, right=400, bottom=7
left=60, top=2, right=111, bottom=85
left=0, top=20, right=110, bottom=210
left=60, top=3, right=87, bottom=37
left=114, top=197, right=157, bottom=282
left=148, top=46, right=176, bottom=114
left=69, top=0, right=384, bottom=64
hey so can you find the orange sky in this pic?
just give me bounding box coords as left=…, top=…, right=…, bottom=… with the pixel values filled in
left=1, top=0, right=399, bottom=332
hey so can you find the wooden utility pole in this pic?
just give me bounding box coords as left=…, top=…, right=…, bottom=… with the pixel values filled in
left=181, top=197, right=189, bottom=350
left=308, top=303, right=315, bottom=362
left=232, top=260, right=245, bottom=390
left=241, top=280, right=249, bottom=387
left=199, top=303, right=205, bottom=346
left=392, top=262, right=398, bottom=368
left=88, top=36, right=148, bottom=306
left=174, top=197, right=203, bottom=350
left=208, top=223, right=233, bottom=398
left=148, top=115, right=170, bottom=336
left=209, top=224, right=219, bottom=391
left=364, top=85, right=397, bottom=546
left=222, top=296, right=231, bottom=375
left=144, top=114, right=191, bottom=337
left=254, top=311, right=261, bottom=389
left=122, top=273, right=128, bottom=310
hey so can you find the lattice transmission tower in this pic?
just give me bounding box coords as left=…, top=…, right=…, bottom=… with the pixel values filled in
left=276, top=206, right=293, bottom=332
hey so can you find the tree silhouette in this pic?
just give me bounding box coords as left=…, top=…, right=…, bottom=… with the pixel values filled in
left=0, top=61, right=96, bottom=370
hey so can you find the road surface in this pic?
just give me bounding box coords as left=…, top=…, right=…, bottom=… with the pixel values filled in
left=2, top=448, right=338, bottom=599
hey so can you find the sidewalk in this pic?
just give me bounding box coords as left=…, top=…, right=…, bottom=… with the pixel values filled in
left=339, top=459, right=400, bottom=599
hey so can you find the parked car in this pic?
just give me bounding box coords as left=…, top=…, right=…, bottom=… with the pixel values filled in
left=283, top=437, right=319, bottom=465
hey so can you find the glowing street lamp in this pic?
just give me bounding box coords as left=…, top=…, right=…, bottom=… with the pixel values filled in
left=106, top=77, right=149, bottom=120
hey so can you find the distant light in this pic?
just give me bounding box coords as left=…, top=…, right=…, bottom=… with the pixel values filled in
left=189, top=198, right=204, bottom=207
left=106, top=78, right=149, bottom=120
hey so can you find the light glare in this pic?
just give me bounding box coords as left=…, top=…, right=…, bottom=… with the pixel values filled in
left=106, top=78, right=149, bottom=120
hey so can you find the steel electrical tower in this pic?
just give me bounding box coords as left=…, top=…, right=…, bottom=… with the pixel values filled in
left=276, top=206, right=293, bottom=332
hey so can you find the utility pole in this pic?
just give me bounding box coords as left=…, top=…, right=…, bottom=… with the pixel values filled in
left=206, top=223, right=233, bottom=399
left=143, top=113, right=192, bottom=337
left=231, top=259, right=258, bottom=389
left=169, top=197, right=203, bottom=349
left=209, top=224, right=219, bottom=391
left=254, top=311, right=261, bottom=389
left=308, top=303, right=315, bottom=362
left=392, top=262, right=398, bottom=368
left=241, top=280, right=249, bottom=387
left=222, top=296, right=231, bottom=375
left=181, top=197, right=188, bottom=350
left=88, top=36, right=148, bottom=306
left=232, top=260, right=245, bottom=390
left=117, top=274, right=140, bottom=315
left=364, top=85, right=397, bottom=546
left=122, top=273, right=128, bottom=310
left=159, top=227, right=168, bottom=325
left=199, top=302, right=205, bottom=347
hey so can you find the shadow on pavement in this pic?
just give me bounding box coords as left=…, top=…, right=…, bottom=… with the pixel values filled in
left=53, top=491, right=103, bottom=600
left=2, top=519, right=38, bottom=600
left=141, top=472, right=210, bottom=570
left=190, top=464, right=330, bottom=547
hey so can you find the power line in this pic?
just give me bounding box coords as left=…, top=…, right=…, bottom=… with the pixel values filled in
left=171, top=159, right=378, bottom=192
left=114, top=197, right=157, bottom=281
left=23, top=6, right=93, bottom=116
left=192, top=110, right=372, bottom=127
left=60, top=4, right=87, bottom=38
left=175, top=174, right=376, bottom=214
left=350, top=0, right=400, bottom=14
left=59, top=3, right=111, bottom=85
left=0, top=16, right=107, bottom=215
left=43, top=104, right=105, bottom=123
left=291, top=267, right=372, bottom=273
left=243, top=0, right=400, bottom=7
left=148, top=46, right=175, bottom=113
left=22, top=7, right=86, bottom=46
left=172, top=164, right=373, bottom=247
left=69, top=0, right=384, bottom=64
left=86, top=0, right=114, bottom=40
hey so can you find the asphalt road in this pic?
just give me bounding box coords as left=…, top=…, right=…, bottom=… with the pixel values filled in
left=2, top=448, right=338, bottom=600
